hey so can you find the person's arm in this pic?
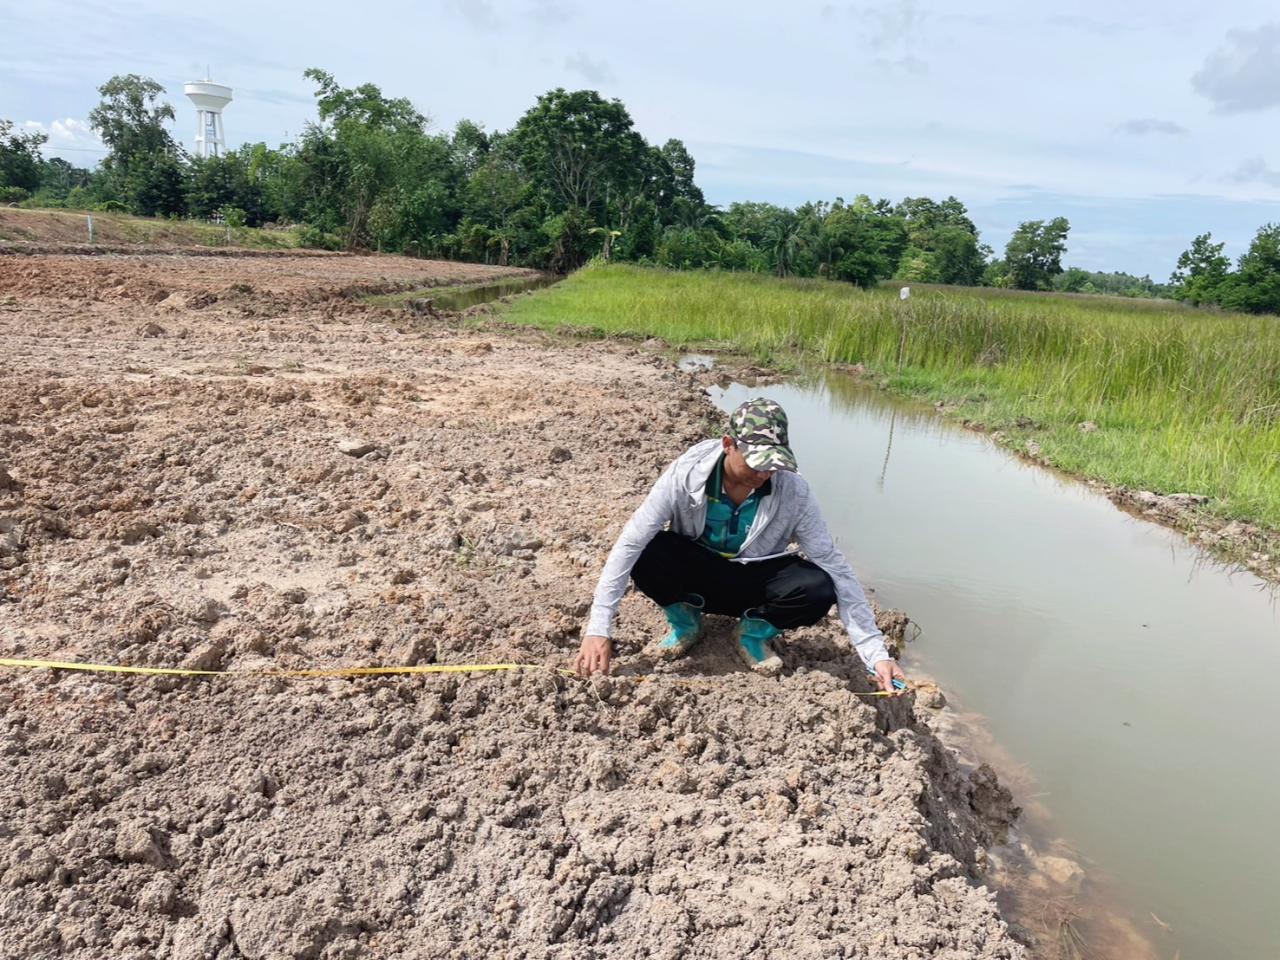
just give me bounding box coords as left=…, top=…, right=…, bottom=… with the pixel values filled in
left=792, top=484, right=904, bottom=691
left=575, top=465, right=678, bottom=675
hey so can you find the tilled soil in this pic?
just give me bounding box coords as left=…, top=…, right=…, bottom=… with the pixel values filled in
left=0, top=250, right=536, bottom=305
left=0, top=252, right=1022, bottom=959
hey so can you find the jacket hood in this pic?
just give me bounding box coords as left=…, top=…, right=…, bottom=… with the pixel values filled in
left=673, top=438, right=725, bottom=498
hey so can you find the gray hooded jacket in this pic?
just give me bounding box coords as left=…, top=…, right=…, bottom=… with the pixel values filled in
left=586, top=438, right=890, bottom=668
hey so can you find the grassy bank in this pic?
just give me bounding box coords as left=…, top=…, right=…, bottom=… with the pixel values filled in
left=0, top=207, right=299, bottom=249
left=504, top=264, right=1280, bottom=531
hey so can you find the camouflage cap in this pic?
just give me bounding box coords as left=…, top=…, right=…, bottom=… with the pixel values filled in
left=728, top=398, right=798, bottom=473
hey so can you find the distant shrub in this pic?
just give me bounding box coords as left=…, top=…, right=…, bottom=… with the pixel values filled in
left=64, top=186, right=93, bottom=210
left=17, top=189, right=66, bottom=209
left=0, top=186, right=29, bottom=203
left=298, top=222, right=342, bottom=250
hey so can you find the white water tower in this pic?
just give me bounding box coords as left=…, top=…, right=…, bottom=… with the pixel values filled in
left=184, top=76, right=232, bottom=158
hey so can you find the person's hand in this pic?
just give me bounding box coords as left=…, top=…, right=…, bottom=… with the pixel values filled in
left=873, top=658, right=907, bottom=695
left=574, top=634, right=612, bottom=677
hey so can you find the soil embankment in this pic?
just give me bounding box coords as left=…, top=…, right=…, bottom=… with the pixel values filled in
left=0, top=207, right=295, bottom=252
left=0, top=252, right=1022, bottom=958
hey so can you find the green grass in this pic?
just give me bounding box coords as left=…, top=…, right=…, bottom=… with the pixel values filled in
left=504, top=264, right=1280, bottom=530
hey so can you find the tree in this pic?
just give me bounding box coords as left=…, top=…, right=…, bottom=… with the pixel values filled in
left=303, top=68, right=425, bottom=131
left=1004, top=217, right=1070, bottom=290
left=1056, top=266, right=1091, bottom=293
left=88, top=75, right=176, bottom=161
left=39, top=156, right=93, bottom=197
left=0, top=119, right=46, bottom=192
left=465, top=146, right=531, bottom=235
left=657, top=226, right=719, bottom=270
left=451, top=119, right=490, bottom=176
left=982, top=260, right=1013, bottom=288
left=125, top=150, right=187, bottom=217
left=1170, top=232, right=1230, bottom=306
left=892, top=195, right=985, bottom=285
left=823, top=197, right=908, bottom=288
left=1217, top=224, right=1280, bottom=315
left=723, top=202, right=790, bottom=247
left=1057, top=269, right=1172, bottom=299
left=186, top=154, right=264, bottom=223
left=764, top=209, right=805, bottom=277
left=931, top=225, right=988, bottom=285
left=589, top=225, right=622, bottom=261
left=543, top=206, right=595, bottom=272
left=509, top=88, right=647, bottom=217
left=292, top=69, right=459, bottom=250
left=240, top=142, right=292, bottom=223
left=88, top=75, right=184, bottom=216
left=658, top=138, right=703, bottom=207
left=614, top=196, right=659, bottom=261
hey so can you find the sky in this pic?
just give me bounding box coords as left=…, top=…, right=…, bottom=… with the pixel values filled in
left=4, top=0, right=1280, bottom=278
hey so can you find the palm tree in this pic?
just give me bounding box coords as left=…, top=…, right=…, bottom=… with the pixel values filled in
left=588, top=226, right=623, bottom=261
left=487, top=227, right=515, bottom=266
left=765, top=211, right=805, bottom=278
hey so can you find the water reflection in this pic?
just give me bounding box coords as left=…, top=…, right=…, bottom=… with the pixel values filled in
left=711, top=372, right=1280, bottom=960
left=423, top=273, right=558, bottom=311
left=877, top=409, right=897, bottom=490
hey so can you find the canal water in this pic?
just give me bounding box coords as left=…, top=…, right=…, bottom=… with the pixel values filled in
left=424, top=273, right=558, bottom=311
left=712, top=372, right=1280, bottom=960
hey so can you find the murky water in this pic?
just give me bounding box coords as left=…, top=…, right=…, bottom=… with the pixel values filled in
left=677, top=353, right=716, bottom=373
left=712, top=372, right=1280, bottom=960
left=423, top=273, right=558, bottom=311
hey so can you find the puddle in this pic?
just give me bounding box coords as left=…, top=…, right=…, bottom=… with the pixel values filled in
left=677, top=353, right=716, bottom=372
left=711, top=371, right=1280, bottom=960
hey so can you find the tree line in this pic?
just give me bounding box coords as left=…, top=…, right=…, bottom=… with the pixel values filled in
left=1, top=72, right=1277, bottom=312
left=1168, top=230, right=1280, bottom=315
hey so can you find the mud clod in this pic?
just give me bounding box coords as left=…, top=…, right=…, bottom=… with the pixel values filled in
left=114, top=823, right=169, bottom=869
left=337, top=438, right=378, bottom=458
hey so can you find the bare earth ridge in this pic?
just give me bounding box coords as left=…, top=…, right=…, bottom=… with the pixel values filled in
left=0, top=252, right=1022, bottom=959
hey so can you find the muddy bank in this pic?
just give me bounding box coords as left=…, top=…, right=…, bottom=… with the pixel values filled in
left=1100, top=486, right=1279, bottom=581
left=1, top=253, right=1022, bottom=958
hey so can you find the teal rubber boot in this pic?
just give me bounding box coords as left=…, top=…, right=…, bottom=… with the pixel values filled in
left=657, top=595, right=705, bottom=659
left=733, top=609, right=784, bottom=676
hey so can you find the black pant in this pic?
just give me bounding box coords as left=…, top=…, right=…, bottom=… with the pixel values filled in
left=631, top=530, right=836, bottom=629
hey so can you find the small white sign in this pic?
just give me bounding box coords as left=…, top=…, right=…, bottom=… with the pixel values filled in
left=899, top=286, right=911, bottom=301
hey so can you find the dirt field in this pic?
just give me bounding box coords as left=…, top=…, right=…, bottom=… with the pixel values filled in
left=0, top=252, right=1023, bottom=959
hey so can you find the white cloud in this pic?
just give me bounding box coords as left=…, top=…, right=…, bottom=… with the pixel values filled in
left=1192, top=22, right=1280, bottom=113
left=22, top=118, right=106, bottom=158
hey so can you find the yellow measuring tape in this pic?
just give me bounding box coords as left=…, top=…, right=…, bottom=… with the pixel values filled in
left=0, top=657, right=572, bottom=679
left=0, top=656, right=909, bottom=695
